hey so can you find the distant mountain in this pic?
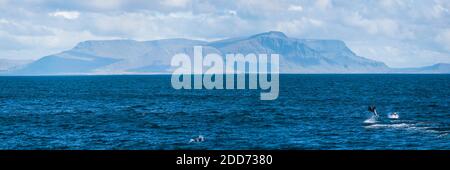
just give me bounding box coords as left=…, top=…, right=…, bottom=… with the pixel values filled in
left=5, top=31, right=449, bottom=75
left=391, top=63, right=450, bottom=73
left=11, top=39, right=212, bottom=75
left=208, top=31, right=389, bottom=73
left=0, top=59, right=32, bottom=72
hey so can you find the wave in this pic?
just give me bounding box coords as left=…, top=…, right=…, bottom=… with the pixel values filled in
left=365, top=123, right=412, bottom=128
left=365, top=121, right=449, bottom=138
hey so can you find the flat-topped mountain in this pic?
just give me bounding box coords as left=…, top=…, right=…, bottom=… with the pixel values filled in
left=5, top=31, right=448, bottom=75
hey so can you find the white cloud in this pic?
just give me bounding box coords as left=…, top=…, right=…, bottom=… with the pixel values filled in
left=316, top=0, right=332, bottom=10
left=343, top=12, right=411, bottom=39
left=431, top=4, right=449, bottom=18
left=436, top=29, right=450, bottom=51
left=228, top=10, right=237, bottom=16
left=288, top=5, right=303, bottom=12
left=49, top=11, right=80, bottom=20
left=86, top=11, right=248, bottom=40
left=276, top=17, right=323, bottom=37
left=161, top=0, right=190, bottom=7
left=88, top=0, right=123, bottom=10
left=0, top=19, right=54, bottom=36
left=379, top=0, right=404, bottom=8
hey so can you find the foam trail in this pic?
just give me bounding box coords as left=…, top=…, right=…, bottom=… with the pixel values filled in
left=366, top=123, right=411, bottom=129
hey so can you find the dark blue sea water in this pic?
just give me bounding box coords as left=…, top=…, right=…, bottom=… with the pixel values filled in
left=0, top=74, right=449, bottom=150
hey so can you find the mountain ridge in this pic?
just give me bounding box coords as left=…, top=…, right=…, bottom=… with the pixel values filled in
left=3, top=31, right=450, bottom=75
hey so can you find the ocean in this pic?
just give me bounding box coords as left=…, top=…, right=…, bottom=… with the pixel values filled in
left=0, top=74, right=448, bottom=149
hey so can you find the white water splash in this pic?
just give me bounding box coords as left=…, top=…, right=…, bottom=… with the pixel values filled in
left=387, top=112, right=400, bottom=119
left=364, top=115, right=378, bottom=124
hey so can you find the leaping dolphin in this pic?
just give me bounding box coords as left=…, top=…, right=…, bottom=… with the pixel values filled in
left=368, top=105, right=378, bottom=116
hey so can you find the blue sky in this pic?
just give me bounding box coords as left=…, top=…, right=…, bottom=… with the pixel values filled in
left=0, top=0, right=449, bottom=67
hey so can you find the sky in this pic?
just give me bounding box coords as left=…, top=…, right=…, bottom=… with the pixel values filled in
left=0, top=0, right=449, bottom=68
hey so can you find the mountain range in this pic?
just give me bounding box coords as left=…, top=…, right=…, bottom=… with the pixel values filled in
left=2, top=31, right=449, bottom=75
left=0, top=59, right=32, bottom=72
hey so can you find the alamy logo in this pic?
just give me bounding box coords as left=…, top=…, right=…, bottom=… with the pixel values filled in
left=170, top=46, right=279, bottom=100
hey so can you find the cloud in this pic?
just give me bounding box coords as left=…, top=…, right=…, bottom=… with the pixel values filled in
left=0, top=19, right=54, bottom=36
left=85, top=10, right=253, bottom=41
left=343, top=12, right=416, bottom=40
left=431, top=3, right=449, bottom=18
left=88, top=0, right=122, bottom=10
left=0, top=0, right=449, bottom=67
left=288, top=5, right=303, bottom=12
left=49, top=11, right=80, bottom=20
left=161, top=0, right=190, bottom=8
left=436, top=29, right=450, bottom=51
left=316, top=0, right=332, bottom=10
left=228, top=10, right=237, bottom=16
left=276, top=17, right=323, bottom=37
